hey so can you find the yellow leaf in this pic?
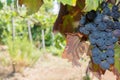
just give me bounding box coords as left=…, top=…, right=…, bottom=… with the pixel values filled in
left=18, top=0, right=43, bottom=15
left=72, top=0, right=77, bottom=6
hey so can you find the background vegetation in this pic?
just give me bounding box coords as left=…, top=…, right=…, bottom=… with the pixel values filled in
left=0, top=0, right=65, bottom=69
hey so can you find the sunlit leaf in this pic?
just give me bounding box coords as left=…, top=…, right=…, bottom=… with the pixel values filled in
left=0, top=1, right=3, bottom=10
left=83, top=0, right=102, bottom=12
left=18, top=0, right=43, bottom=15
left=57, top=0, right=77, bottom=6
left=62, top=33, right=89, bottom=65
left=7, top=0, right=12, bottom=6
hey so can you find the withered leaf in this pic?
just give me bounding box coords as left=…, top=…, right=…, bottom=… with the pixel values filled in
left=53, top=0, right=85, bottom=35
left=62, top=33, right=90, bottom=65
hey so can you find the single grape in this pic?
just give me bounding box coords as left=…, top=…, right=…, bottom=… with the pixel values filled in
left=92, top=47, right=101, bottom=57
left=100, top=60, right=110, bottom=70
left=107, top=44, right=114, bottom=49
left=111, top=11, right=120, bottom=20
left=94, top=14, right=104, bottom=24
left=97, top=22, right=107, bottom=31
left=86, top=10, right=97, bottom=22
left=107, top=57, right=114, bottom=64
left=111, top=36, right=118, bottom=43
left=103, top=7, right=111, bottom=15
left=85, top=23, right=97, bottom=32
left=89, top=35, right=96, bottom=45
left=106, top=49, right=114, bottom=57
left=80, top=16, right=86, bottom=25
left=92, top=56, right=101, bottom=64
left=100, top=52, right=107, bottom=60
left=79, top=27, right=89, bottom=35
left=96, top=38, right=105, bottom=47
left=113, top=29, right=120, bottom=37
left=101, top=1, right=108, bottom=9
left=90, top=31, right=100, bottom=39
left=112, top=5, right=119, bottom=12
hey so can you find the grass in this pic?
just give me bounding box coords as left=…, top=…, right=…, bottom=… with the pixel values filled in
left=6, top=37, right=41, bottom=71
left=115, top=43, right=120, bottom=73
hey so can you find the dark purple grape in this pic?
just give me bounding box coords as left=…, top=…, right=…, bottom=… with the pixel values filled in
left=79, top=27, right=89, bottom=35
left=85, top=23, right=97, bottom=32
left=96, top=38, right=105, bottom=47
left=94, top=14, right=104, bottom=24
left=92, top=56, right=101, bottom=64
left=113, top=29, right=120, bottom=37
left=86, top=10, right=97, bottom=22
left=107, top=57, right=114, bottom=64
left=101, top=2, right=108, bottom=9
left=103, top=7, right=111, bottom=15
left=97, top=22, right=107, bottom=31
left=100, top=52, right=107, bottom=60
left=92, top=47, right=101, bottom=57
left=100, top=60, right=110, bottom=70
left=112, top=5, right=119, bottom=12
left=79, top=16, right=86, bottom=25
left=106, top=49, right=114, bottom=57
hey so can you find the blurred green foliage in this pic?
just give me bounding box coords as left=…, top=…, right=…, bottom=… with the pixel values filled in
left=0, top=0, right=65, bottom=67
left=115, top=43, right=120, bottom=73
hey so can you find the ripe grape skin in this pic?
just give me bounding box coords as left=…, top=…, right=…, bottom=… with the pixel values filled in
left=103, top=7, right=111, bottom=15
left=107, top=57, right=114, bottom=64
left=111, top=12, right=120, bottom=20
left=89, top=36, right=96, bottom=45
left=97, top=22, right=107, bottom=31
left=100, top=61, right=110, bottom=70
left=113, top=29, right=120, bottom=37
left=90, top=31, right=100, bottom=39
left=101, top=2, right=108, bottom=9
left=92, top=47, right=101, bottom=57
left=107, top=44, right=114, bottom=49
left=79, top=27, right=89, bottom=35
left=114, top=22, right=120, bottom=29
left=85, top=23, right=97, bottom=32
left=111, top=36, right=118, bottom=43
left=80, top=16, right=86, bottom=25
left=96, top=38, right=105, bottom=47
left=112, top=5, right=119, bottom=12
left=106, top=49, right=114, bottom=57
left=86, top=10, right=97, bottom=22
left=94, top=14, right=104, bottom=24
left=100, top=52, right=107, bottom=60
left=92, top=56, right=101, bottom=64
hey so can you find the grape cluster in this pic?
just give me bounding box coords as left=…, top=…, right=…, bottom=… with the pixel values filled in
left=79, top=2, right=120, bottom=70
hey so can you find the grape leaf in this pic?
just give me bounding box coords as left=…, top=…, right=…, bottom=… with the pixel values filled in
left=7, top=0, right=12, bottom=6
left=18, top=0, right=43, bottom=15
left=62, top=33, right=89, bottom=65
left=0, top=1, right=3, bottom=10
left=57, top=0, right=77, bottom=6
left=101, top=70, right=117, bottom=80
left=83, top=0, right=101, bottom=12
left=53, top=0, right=85, bottom=35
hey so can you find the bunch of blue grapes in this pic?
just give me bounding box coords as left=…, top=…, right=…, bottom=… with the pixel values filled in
left=79, top=2, right=120, bottom=70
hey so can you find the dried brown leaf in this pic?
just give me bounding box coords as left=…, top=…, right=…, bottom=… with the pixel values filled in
left=101, top=70, right=117, bottom=80
left=62, top=33, right=90, bottom=65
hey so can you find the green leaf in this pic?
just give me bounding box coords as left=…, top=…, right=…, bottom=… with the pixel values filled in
left=57, top=0, right=77, bottom=6
left=18, top=0, right=43, bottom=15
left=7, top=0, right=12, bottom=6
left=0, top=1, right=3, bottom=10
left=83, top=0, right=103, bottom=12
